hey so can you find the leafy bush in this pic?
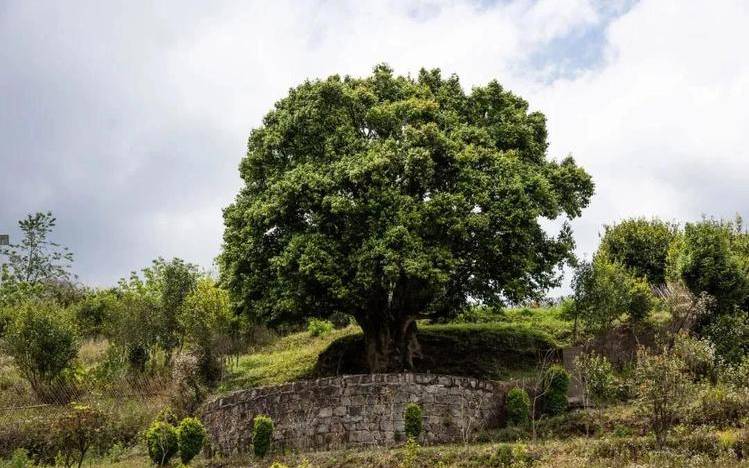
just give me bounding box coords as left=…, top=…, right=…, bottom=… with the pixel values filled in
left=307, top=318, right=334, bottom=337
left=145, top=421, right=178, bottom=466
left=505, top=388, right=530, bottom=426
left=176, top=417, right=206, bottom=464
left=53, top=404, right=105, bottom=468
left=598, top=217, right=678, bottom=285
left=666, top=219, right=748, bottom=314
left=634, top=347, right=691, bottom=448
left=689, top=384, right=749, bottom=426
left=252, top=415, right=273, bottom=458
left=672, top=333, right=718, bottom=382
left=541, top=365, right=570, bottom=416
left=328, top=312, right=353, bottom=329
left=2, top=301, right=79, bottom=402
left=569, top=257, right=655, bottom=334
left=574, top=352, right=616, bottom=408
left=169, top=352, right=208, bottom=418
left=404, top=403, right=423, bottom=439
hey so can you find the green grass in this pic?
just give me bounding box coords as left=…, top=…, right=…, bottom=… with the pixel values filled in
left=219, top=325, right=360, bottom=391
left=219, top=319, right=561, bottom=393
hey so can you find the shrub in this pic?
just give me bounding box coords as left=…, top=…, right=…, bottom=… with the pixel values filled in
left=574, top=352, right=616, bottom=408
left=597, top=217, right=678, bottom=285
left=328, top=312, right=353, bottom=329
left=2, top=301, right=79, bottom=402
left=252, top=415, right=273, bottom=458
left=176, top=417, right=206, bottom=464
left=672, top=333, right=718, bottom=382
left=307, top=318, right=334, bottom=337
left=505, top=388, right=530, bottom=426
left=634, top=347, right=691, bottom=448
left=145, top=421, right=178, bottom=466
left=689, top=384, right=749, bottom=426
left=404, top=403, right=423, bottom=439
left=541, top=365, right=570, bottom=416
left=169, top=352, right=208, bottom=418
left=53, top=404, right=106, bottom=468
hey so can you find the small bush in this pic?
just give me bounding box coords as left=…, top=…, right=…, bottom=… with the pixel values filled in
left=169, top=352, right=208, bottom=418
left=145, top=421, right=178, bottom=466
left=2, top=301, right=79, bottom=402
left=689, top=384, right=749, bottom=426
left=307, top=318, right=334, bottom=337
left=542, top=365, right=570, bottom=416
left=404, top=403, right=423, bottom=440
left=328, top=312, right=353, bottom=329
left=505, top=388, right=530, bottom=426
left=53, top=404, right=106, bottom=468
left=252, top=415, right=273, bottom=458
left=177, top=417, right=206, bottom=464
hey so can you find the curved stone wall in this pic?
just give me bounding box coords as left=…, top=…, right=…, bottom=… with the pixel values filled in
left=202, top=373, right=512, bottom=454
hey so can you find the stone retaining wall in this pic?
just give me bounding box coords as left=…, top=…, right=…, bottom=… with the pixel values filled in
left=202, top=373, right=512, bottom=454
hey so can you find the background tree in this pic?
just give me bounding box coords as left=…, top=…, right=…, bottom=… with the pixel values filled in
left=0, top=212, right=74, bottom=285
left=220, top=65, right=594, bottom=372
left=598, top=218, right=677, bottom=285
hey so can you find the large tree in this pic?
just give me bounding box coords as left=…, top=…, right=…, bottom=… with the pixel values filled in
left=220, top=65, right=594, bottom=372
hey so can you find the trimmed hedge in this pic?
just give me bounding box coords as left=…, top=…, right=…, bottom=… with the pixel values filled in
left=177, top=417, right=206, bottom=464
left=145, top=421, right=178, bottom=466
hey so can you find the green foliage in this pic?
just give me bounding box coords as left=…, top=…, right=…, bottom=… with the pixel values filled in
left=541, top=365, right=570, bottom=416
left=689, top=384, right=749, bottom=427
left=252, top=415, right=273, bottom=458
left=667, top=218, right=749, bottom=313
left=634, top=347, right=692, bottom=448
left=179, top=277, right=234, bottom=384
left=569, top=256, right=655, bottom=334
left=574, top=352, right=616, bottom=408
left=404, top=403, right=423, bottom=439
left=169, top=352, right=208, bottom=418
left=2, top=301, right=79, bottom=401
left=307, top=318, right=334, bottom=337
left=671, top=333, right=718, bottom=382
left=176, top=417, right=206, bottom=464
left=328, top=312, right=353, bottom=329
left=145, top=421, right=178, bottom=466
left=53, top=404, right=105, bottom=468
left=220, top=64, right=593, bottom=371
left=703, top=310, right=749, bottom=364
left=401, top=437, right=420, bottom=468
left=72, top=290, right=117, bottom=338
left=0, top=212, right=74, bottom=286
left=598, top=218, right=678, bottom=285
left=505, top=387, right=530, bottom=426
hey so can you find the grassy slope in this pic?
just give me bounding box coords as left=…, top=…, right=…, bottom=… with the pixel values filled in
left=219, top=307, right=571, bottom=393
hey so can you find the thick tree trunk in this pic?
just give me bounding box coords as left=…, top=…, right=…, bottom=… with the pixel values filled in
left=363, top=316, right=422, bottom=373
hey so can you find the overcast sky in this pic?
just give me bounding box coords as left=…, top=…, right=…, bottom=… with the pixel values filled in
left=2, top=0, right=749, bottom=289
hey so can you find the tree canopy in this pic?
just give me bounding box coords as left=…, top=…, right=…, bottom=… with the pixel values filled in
left=220, top=65, right=594, bottom=371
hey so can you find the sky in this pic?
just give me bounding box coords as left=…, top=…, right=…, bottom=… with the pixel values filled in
left=2, top=0, right=749, bottom=290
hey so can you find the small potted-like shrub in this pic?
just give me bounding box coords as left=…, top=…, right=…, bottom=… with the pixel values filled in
left=253, top=415, right=274, bottom=458
left=177, top=417, right=207, bottom=464
left=542, top=365, right=570, bottom=416
left=506, top=387, right=530, bottom=426
left=404, top=403, right=423, bottom=440
left=146, top=420, right=179, bottom=466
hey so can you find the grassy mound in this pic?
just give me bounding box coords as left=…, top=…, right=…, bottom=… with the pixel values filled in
left=313, top=323, right=559, bottom=381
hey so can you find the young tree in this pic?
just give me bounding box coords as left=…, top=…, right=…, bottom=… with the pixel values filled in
left=633, top=347, right=691, bottom=448
left=0, top=212, right=74, bottom=285
left=220, top=65, right=594, bottom=372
